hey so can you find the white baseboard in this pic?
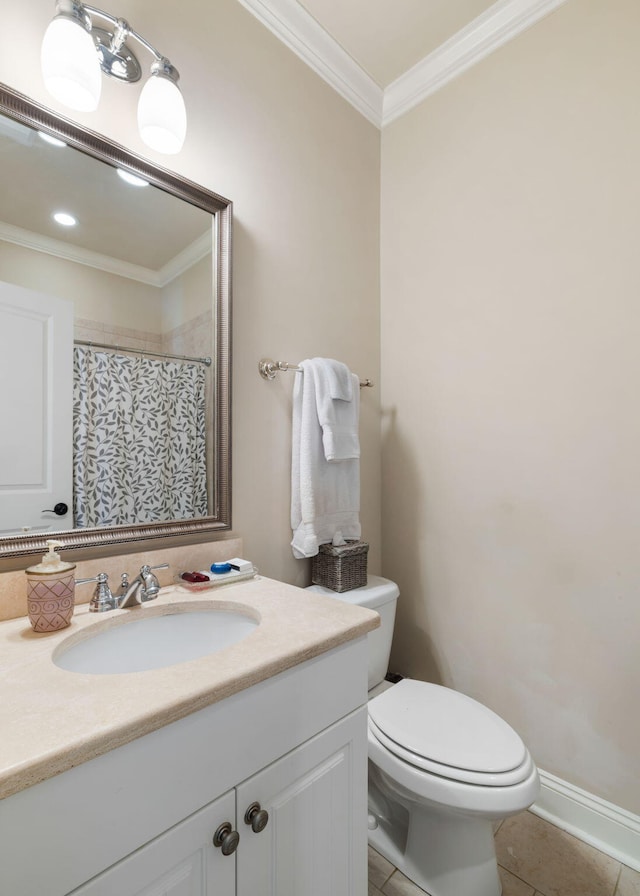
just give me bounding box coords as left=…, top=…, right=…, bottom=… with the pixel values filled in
left=531, top=769, right=640, bottom=872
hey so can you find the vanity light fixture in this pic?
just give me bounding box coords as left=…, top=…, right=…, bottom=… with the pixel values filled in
left=41, top=0, right=187, bottom=154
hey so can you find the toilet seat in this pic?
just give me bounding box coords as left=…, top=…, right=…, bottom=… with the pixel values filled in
left=368, top=717, right=534, bottom=786
left=368, top=679, right=530, bottom=787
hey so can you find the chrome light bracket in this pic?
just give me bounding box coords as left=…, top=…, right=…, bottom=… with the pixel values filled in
left=80, top=4, right=176, bottom=83
left=53, top=0, right=92, bottom=32
left=92, top=21, right=142, bottom=82
left=150, top=57, right=181, bottom=85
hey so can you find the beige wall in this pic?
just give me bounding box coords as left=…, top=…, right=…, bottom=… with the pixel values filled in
left=0, top=0, right=382, bottom=586
left=381, top=0, right=640, bottom=813
left=0, top=241, right=212, bottom=335
left=0, top=241, right=162, bottom=330
left=161, top=253, right=212, bottom=332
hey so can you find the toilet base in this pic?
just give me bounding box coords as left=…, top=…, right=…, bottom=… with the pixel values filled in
left=368, top=789, right=502, bottom=896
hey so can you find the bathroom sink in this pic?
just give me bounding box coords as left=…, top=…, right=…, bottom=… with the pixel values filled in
left=53, top=608, right=259, bottom=674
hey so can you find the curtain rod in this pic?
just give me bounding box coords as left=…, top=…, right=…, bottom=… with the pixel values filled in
left=75, top=339, right=212, bottom=367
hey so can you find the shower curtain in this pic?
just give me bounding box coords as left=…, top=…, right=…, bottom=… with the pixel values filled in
left=73, top=347, right=208, bottom=528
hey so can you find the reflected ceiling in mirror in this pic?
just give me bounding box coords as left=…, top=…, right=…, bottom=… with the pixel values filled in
left=0, top=84, right=232, bottom=558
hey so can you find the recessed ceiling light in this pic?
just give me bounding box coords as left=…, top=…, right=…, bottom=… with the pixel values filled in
left=53, top=212, right=77, bottom=227
left=117, top=168, right=149, bottom=187
left=39, top=132, right=66, bottom=148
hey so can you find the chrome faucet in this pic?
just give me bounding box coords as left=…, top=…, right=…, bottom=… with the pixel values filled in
left=76, top=563, right=169, bottom=611
left=76, top=572, right=117, bottom=612
left=118, top=564, right=169, bottom=608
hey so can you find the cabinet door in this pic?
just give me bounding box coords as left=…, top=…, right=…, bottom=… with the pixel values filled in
left=236, top=707, right=368, bottom=896
left=70, top=790, right=236, bottom=896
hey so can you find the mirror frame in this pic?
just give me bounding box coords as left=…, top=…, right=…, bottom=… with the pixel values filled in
left=0, top=84, right=232, bottom=558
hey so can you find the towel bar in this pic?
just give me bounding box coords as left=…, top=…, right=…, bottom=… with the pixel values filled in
left=259, top=358, right=373, bottom=388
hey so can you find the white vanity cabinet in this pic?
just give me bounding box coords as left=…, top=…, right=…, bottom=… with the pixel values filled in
left=70, top=791, right=237, bottom=896
left=236, top=709, right=365, bottom=896
left=70, top=709, right=364, bottom=896
left=0, top=638, right=369, bottom=896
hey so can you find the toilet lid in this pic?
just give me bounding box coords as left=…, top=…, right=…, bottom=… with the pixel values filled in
left=368, top=679, right=527, bottom=775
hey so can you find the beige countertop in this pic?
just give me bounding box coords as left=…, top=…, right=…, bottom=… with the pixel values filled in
left=0, top=575, right=379, bottom=801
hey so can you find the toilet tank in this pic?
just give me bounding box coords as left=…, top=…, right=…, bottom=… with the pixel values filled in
left=306, top=575, right=399, bottom=691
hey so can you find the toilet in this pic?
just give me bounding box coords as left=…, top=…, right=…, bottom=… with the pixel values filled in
left=307, top=575, right=540, bottom=896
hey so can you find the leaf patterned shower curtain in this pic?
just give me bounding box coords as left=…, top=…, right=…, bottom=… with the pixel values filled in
left=73, top=347, right=208, bottom=528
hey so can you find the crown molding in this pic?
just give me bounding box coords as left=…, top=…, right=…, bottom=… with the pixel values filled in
left=0, top=221, right=210, bottom=288
left=235, top=0, right=383, bottom=126
left=383, top=0, right=569, bottom=126
left=239, top=0, right=569, bottom=129
left=0, top=220, right=163, bottom=285
left=157, top=231, right=212, bottom=287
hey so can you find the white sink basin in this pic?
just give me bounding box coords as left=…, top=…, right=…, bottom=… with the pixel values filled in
left=53, top=609, right=259, bottom=674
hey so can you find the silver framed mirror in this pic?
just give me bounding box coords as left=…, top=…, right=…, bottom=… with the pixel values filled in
left=0, top=84, right=231, bottom=558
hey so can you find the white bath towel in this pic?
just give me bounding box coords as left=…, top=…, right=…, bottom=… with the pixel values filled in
left=291, top=359, right=361, bottom=559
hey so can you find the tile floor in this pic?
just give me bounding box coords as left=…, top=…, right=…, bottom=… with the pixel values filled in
left=368, top=811, right=640, bottom=896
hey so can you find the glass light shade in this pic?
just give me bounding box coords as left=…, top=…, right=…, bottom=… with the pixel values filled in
left=137, top=74, right=187, bottom=154
left=41, top=15, right=102, bottom=112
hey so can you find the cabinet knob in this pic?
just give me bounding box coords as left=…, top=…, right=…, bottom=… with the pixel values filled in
left=244, top=801, right=269, bottom=833
left=213, top=822, right=240, bottom=855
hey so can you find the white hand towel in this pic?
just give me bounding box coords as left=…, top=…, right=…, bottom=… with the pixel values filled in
left=324, top=359, right=353, bottom=402
left=291, top=359, right=361, bottom=559
left=308, top=358, right=360, bottom=462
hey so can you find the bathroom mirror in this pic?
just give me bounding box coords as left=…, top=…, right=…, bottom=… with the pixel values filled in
left=0, top=84, right=231, bottom=558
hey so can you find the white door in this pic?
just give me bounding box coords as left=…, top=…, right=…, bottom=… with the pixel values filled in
left=69, top=790, right=237, bottom=896
left=0, top=281, right=73, bottom=534
left=236, top=708, right=368, bottom=896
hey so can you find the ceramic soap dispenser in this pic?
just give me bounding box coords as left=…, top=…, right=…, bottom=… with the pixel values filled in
left=25, top=540, right=76, bottom=632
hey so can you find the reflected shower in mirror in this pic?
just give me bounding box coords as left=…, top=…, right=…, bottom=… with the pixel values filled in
left=0, top=85, right=231, bottom=558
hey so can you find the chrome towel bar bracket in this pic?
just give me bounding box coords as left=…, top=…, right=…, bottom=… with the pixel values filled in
left=258, top=358, right=373, bottom=388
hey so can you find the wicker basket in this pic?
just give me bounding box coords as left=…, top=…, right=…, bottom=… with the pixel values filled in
left=311, top=540, right=369, bottom=592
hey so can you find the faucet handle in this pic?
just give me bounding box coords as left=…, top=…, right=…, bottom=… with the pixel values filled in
left=139, top=563, right=169, bottom=602
left=76, top=572, right=116, bottom=612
